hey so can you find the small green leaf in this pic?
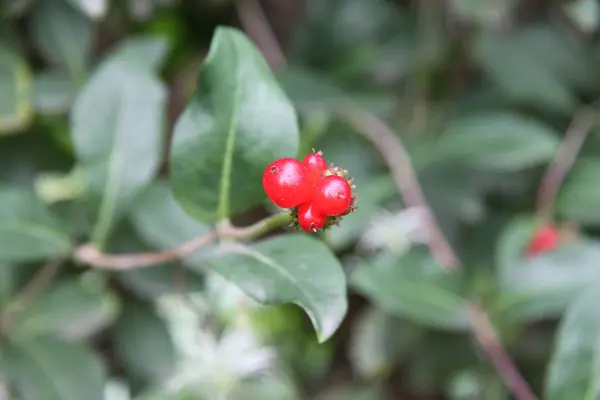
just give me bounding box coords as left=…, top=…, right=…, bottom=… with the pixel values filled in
left=351, top=250, right=470, bottom=330
left=169, top=27, right=299, bottom=223
left=557, top=159, right=600, bottom=224
left=199, top=234, right=347, bottom=342
left=114, top=299, right=176, bottom=382
left=494, top=239, right=600, bottom=324
left=29, top=0, right=92, bottom=82
left=0, top=43, right=33, bottom=134
left=0, top=185, right=72, bottom=262
left=71, top=37, right=169, bottom=248
left=5, top=336, right=106, bottom=400
left=545, top=284, right=600, bottom=399
left=436, top=112, right=559, bottom=171
left=10, top=277, right=119, bottom=340
left=32, top=71, right=77, bottom=115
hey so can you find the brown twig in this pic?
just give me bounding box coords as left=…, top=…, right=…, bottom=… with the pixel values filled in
left=342, top=107, right=538, bottom=400
left=74, top=212, right=293, bottom=270
left=536, top=102, right=600, bottom=221
left=0, top=258, right=64, bottom=334
left=342, top=106, right=460, bottom=271
left=236, top=0, right=287, bottom=71
left=468, top=303, right=537, bottom=400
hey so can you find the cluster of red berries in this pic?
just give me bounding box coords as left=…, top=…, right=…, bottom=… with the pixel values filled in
left=524, top=224, right=560, bottom=257
left=262, top=150, right=357, bottom=233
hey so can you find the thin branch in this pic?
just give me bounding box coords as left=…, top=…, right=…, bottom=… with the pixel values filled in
left=536, top=102, right=600, bottom=221
left=75, top=212, right=293, bottom=270
left=468, top=303, right=538, bottom=400
left=0, top=258, right=64, bottom=334
left=342, top=106, right=460, bottom=271
left=341, top=106, right=537, bottom=400
left=236, top=0, right=287, bottom=71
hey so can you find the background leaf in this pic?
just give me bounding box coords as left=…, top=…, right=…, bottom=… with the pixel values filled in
left=435, top=112, right=560, bottom=171
left=169, top=27, right=299, bottom=223
left=545, top=284, right=600, bottom=399
left=557, top=159, right=600, bottom=224
left=114, top=299, right=176, bottom=383
left=70, top=37, right=168, bottom=248
left=0, top=185, right=71, bottom=262
left=0, top=43, right=32, bottom=133
left=351, top=250, right=470, bottom=330
left=5, top=336, right=106, bottom=400
left=29, top=0, right=92, bottom=82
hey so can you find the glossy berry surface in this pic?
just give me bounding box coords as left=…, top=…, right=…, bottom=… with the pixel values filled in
left=312, top=175, right=353, bottom=216
left=525, top=225, right=560, bottom=257
left=297, top=203, right=328, bottom=233
left=262, top=158, right=312, bottom=208
left=302, top=152, right=328, bottom=181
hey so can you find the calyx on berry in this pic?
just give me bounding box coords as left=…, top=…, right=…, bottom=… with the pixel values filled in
left=262, top=149, right=357, bottom=233
left=524, top=224, right=560, bottom=257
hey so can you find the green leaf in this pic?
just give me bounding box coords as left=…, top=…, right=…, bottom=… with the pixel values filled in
left=0, top=263, right=20, bottom=307
left=435, top=112, right=559, bottom=171
left=5, top=336, right=106, bottom=400
left=199, top=234, right=347, bottom=342
left=10, top=277, right=119, bottom=340
left=562, top=0, right=600, bottom=34
left=71, top=37, right=169, bottom=248
left=0, top=43, right=33, bottom=133
left=169, top=27, right=299, bottom=223
left=494, top=239, right=600, bottom=324
left=65, top=0, right=108, bottom=20
left=0, top=185, right=72, bottom=262
left=472, top=24, right=586, bottom=113
left=351, top=250, right=470, bottom=330
left=29, top=0, right=92, bottom=81
left=545, top=284, right=600, bottom=399
left=277, top=67, right=396, bottom=116
left=32, top=71, right=77, bottom=115
left=557, top=159, right=600, bottom=224
left=114, top=299, right=176, bottom=382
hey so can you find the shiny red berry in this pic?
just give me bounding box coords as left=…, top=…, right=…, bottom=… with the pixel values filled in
left=525, top=225, right=560, bottom=257
left=312, top=175, right=353, bottom=216
left=297, top=203, right=327, bottom=233
left=262, top=158, right=311, bottom=208
left=303, top=152, right=328, bottom=181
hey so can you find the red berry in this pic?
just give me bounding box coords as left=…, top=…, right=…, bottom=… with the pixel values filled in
left=262, top=158, right=312, bottom=208
left=298, top=203, right=327, bottom=233
left=525, top=225, right=560, bottom=257
left=312, top=175, right=353, bottom=216
left=303, top=152, right=328, bottom=181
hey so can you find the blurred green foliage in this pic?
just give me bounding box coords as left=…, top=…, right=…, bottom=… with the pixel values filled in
left=2, top=0, right=600, bottom=399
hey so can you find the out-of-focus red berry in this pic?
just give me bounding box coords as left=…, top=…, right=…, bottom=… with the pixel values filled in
left=525, top=225, right=560, bottom=257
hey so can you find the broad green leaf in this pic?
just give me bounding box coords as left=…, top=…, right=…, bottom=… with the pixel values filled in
left=66, top=0, right=108, bottom=20
left=71, top=37, right=169, bottom=248
left=0, top=185, right=72, bottom=262
left=29, top=0, right=92, bottom=81
left=0, top=43, right=33, bottom=133
left=32, top=71, right=77, bottom=115
left=557, top=159, right=600, bottom=224
left=277, top=67, right=396, bottom=116
left=5, top=336, right=106, bottom=400
left=114, top=299, right=175, bottom=382
left=10, top=277, right=119, bottom=340
left=435, top=112, right=559, bottom=171
left=545, top=284, right=600, bottom=399
left=351, top=250, right=470, bottom=330
left=198, top=234, right=347, bottom=342
left=472, top=24, right=591, bottom=113
left=494, top=239, right=600, bottom=324
left=119, top=265, right=204, bottom=300
left=562, top=0, right=600, bottom=34
left=169, top=27, right=299, bottom=223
